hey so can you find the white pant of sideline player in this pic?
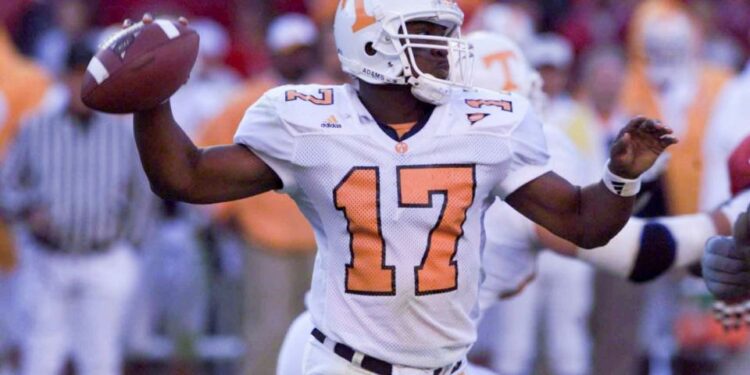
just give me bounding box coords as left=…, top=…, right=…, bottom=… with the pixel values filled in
left=18, top=241, right=138, bottom=375
left=489, top=251, right=593, bottom=375
left=278, top=311, right=495, bottom=375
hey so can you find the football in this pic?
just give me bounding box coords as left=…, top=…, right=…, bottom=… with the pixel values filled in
left=81, top=18, right=199, bottom=114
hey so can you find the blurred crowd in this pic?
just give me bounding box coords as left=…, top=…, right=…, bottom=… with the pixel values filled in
left=2, top=0, right=750, bottom=375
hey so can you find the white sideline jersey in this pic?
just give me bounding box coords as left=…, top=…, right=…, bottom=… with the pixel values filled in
left=234, top=84, right=550, bottom=367
left=479, top=126, right=587, bottom=312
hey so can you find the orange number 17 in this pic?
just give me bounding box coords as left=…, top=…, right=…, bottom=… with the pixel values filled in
left=334, top=165, right=476, bottom=296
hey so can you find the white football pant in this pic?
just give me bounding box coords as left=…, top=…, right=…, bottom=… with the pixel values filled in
left=279, top=310, right=494, bottom=375
left=489, top=251, right=593, bottom=375
left=18, top=242, right=138, bottom=375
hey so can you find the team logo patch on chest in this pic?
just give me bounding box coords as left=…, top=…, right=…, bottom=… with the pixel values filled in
left=395, top=142, right=409, bottom=154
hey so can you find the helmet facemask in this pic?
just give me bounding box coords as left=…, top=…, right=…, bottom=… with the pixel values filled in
left=382, top=13, right=474, bottom=104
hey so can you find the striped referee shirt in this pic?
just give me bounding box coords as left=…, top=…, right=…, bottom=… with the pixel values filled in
left=0, top=108, right=157, bottom=253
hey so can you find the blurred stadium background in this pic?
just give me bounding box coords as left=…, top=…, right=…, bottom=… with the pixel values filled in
left=2, top=0, right=750, bottom=374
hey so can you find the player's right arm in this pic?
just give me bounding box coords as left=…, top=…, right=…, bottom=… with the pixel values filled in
left=133, top=101, right=281, bottom=204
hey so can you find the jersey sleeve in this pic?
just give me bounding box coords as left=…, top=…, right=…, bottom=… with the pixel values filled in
left=233, top=89, right=298, bottom=194
left=495, top=109, right=551, bottom=198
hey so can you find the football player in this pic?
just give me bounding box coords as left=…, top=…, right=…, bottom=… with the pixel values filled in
left=276, top=31, right=750, bottom=375
left=129, top=1, right=675, bottom=373
left=703, top=134, right=750, bottom=304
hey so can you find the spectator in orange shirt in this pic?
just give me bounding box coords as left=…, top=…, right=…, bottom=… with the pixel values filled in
left=0, top=21, right=52, bottom=374
left=0, top=22, right=53, bottom=282
left=0, top=26, right=52, bottom=155
left=620, top=0, right=732, bottom=216
left=619, top=2, right=734, bottom=372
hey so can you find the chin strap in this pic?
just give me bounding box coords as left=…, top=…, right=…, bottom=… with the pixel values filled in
left=409, top=74, right=452, bottom=105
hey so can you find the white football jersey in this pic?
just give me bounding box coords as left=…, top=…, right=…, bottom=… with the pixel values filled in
left=234, top=84, right=550, bottom=367
left=701, top=71, right=750, bottom=210
left=478, top=126, right=587, bottom=313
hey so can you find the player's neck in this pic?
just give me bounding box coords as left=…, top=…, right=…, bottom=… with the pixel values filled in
left=357, top=81, right=434, bottom=124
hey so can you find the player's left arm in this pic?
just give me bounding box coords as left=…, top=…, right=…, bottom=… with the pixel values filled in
left=506, top=117, right=677, bottom=249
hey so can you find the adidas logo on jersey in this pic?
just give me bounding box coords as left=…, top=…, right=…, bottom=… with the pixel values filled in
left=321, top=115, right=342, bottom=129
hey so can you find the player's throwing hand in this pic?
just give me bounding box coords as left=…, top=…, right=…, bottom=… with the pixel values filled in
left=608, top=117, right=678, bottom=179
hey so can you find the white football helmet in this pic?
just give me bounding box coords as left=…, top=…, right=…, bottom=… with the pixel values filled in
left=334, top=0, right=473, bottom=105
left=467, top=31, right=545, bottom=113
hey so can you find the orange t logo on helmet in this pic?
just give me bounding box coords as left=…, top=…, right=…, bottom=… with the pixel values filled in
left=482, top=51, right=520, bottom=92
left=340, top=0, right=376, bottom=32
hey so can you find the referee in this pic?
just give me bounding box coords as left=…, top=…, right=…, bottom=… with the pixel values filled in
left=0, top=40, right=157, bottom=375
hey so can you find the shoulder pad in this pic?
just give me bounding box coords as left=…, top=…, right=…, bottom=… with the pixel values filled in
left=264, top=84, right=340, bottom=108
left=262, top=84, right=354, bottom=134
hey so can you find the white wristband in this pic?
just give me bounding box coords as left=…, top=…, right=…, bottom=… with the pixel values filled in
left=602, top=160, right=642, bottom=197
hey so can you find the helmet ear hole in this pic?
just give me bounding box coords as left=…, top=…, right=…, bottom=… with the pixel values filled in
left=365, top=42, right=377, bottom=56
